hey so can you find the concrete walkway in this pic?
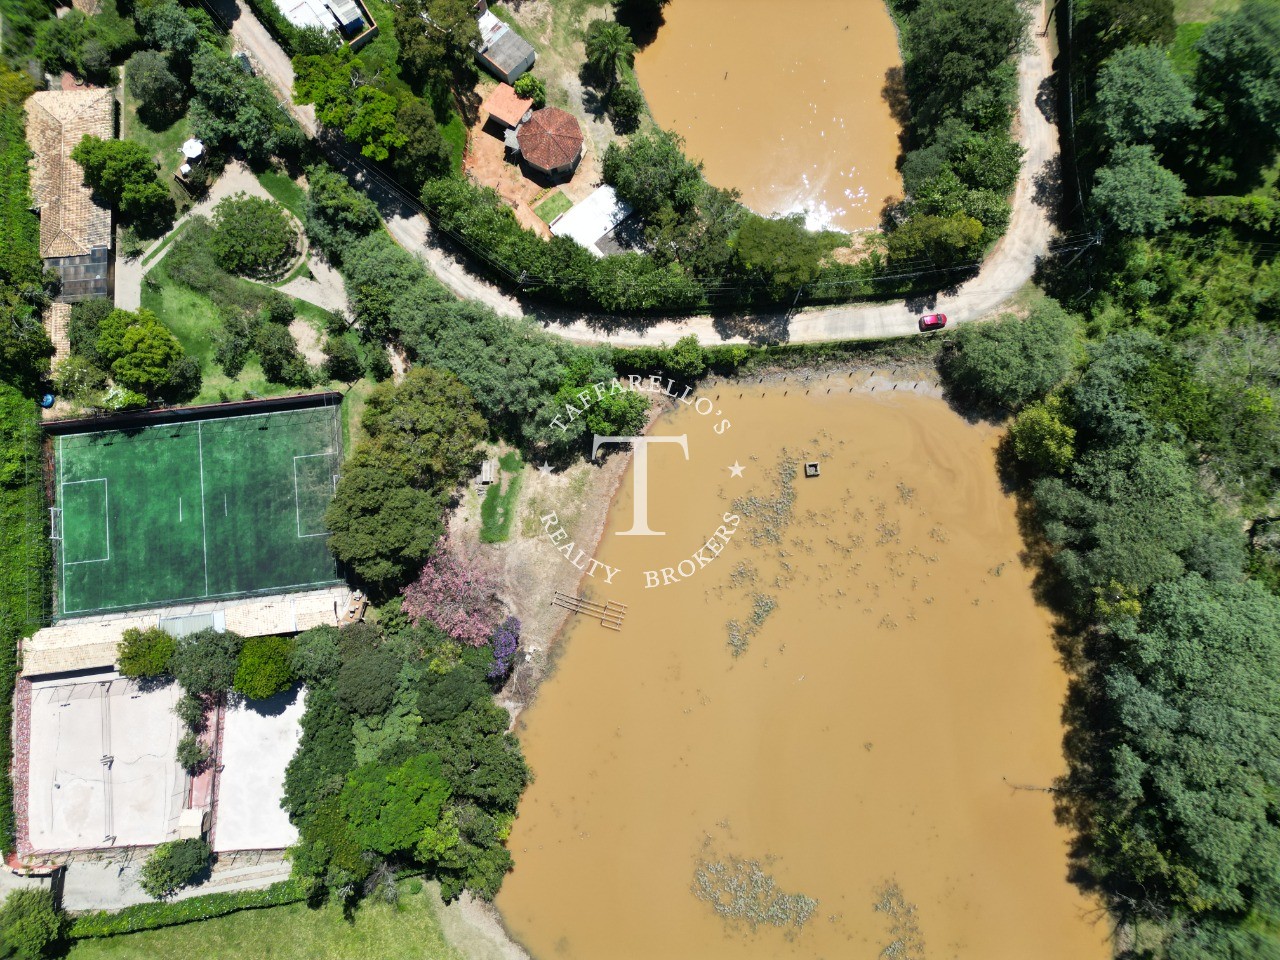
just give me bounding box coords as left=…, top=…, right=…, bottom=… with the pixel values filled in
left=205, top=0, right=1061, bottom=345
left=60, top=852, right=292, bottom=912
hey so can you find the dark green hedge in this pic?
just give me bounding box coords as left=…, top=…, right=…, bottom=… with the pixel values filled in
left=241, top=0, right=302, bottom=55
left=67, top=878, right=315, bottom=939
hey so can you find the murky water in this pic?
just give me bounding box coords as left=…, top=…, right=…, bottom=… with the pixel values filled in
left=498, top=385, right=1110, bottom=960
left=633, top=0, right=905, bottom=231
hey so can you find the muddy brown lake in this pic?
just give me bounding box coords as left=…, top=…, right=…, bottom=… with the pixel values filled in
left=497, top=384, right=1111, bottom=960
left=633, top=0, right=905, bottom=231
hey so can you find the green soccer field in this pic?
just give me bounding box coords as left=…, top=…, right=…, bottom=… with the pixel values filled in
left=54, top=405, right=344, bottom=618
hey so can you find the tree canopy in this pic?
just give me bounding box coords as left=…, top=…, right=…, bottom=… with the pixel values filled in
left=1091, top=144, right=1186, bottom=234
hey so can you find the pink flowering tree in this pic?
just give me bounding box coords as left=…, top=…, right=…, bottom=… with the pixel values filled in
left=402, top=537, right=501, bottom=646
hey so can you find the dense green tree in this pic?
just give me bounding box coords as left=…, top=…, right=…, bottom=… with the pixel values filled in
left=293, top=51, right=406, bottom=161
left=1193, top=0, right=1280, bottom=185
left=290, top=624, right=343, bottom=687
left=334, top=642, right=398, bottom=717
left=584, top=19, right=636, bottom=101
left=33, top=7, right=136, bottom=81
left=342, top=753, right=451, bottom=857
left=136, top=0, right=208, bottom=65
left=1097, top=575, right=1280, bottom=913
left=940, top=300, right=1084, bottom=411
left=322, top=334, right=363, bottom=383
left=361, top=367, right=487, bottom=487
left=189, top=48, right=304, bottom=163
left=67, top=297, right=114, bottom=367
left=233, top=635, right=295, bottom=700
left=326, top=444, right=444, bottom=594
left=1008, top=396, right=1076, bottom=475
left=899, top=0, right=1027, bottom=132
left=608, top=82, right=645, bottom=132
left=94, top=308, right=196, bottom=400
left=0, top=888, right=60, bottom=960
left=1094, top=45, right=1198, bottom=151
left=254, top=323, right=312, bottom=387
left=1077, top=0, right=1175, bottom=61
left=885, top=211, right=984, bottom=264
left=1034, top=439, right=1242, bottom=604
left=341, top=232, right=452, bottom=339
left=117, top=626, right=176, bottom=677
left=140, top=839, right=210, bottom=899
left=170, top=628, right=243, bottom=695
left=175, top=732, right=209, bottom=771
left=602, top=128, right=704, bottom=216
left=1091, top=144, right=1186, bottom=235
left=71, top=136, right=174, bottom=230
left=125, top=50, right=185, bottom=129
left=209, top=194, right=297, bottom=280
left=302, top=164, right=381, bottom=264
left=732, top=214, right=829, bottom=298
left=393, top=97, right=453, bottom=185
left=393, top=0, right=479, bottom=92
left=283, top=687, right=357, bottom=823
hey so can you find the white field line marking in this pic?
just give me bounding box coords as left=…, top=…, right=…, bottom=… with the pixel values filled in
left=293, top=453, right=333, bottom=538
left=224, top=494, right=228, bottom=517
left=198, top=422, right=209, bottom=596
left=59, top=477, right=110, bottom=564
left=179, top=497, right=183, bottom=523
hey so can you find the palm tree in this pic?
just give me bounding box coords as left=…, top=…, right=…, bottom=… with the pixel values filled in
left=584, top=20, right=637, bottom=103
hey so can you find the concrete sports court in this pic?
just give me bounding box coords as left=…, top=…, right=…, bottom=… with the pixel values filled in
left=25, top=673, right=184, bottom=852
left=213, top=687, right=306, bottom=852
left=50, top=400, right=343, bottom=618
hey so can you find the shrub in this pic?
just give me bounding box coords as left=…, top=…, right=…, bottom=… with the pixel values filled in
left=209, top=194, right=298, bottom=279
left=53, top=354, right=109, bottom=403
left=67, top=879, right=312, bottom=938
left=333, top=644, right=398, bottom=717
left=487, top=616, right=520, bottom=680
left=170, top=628, right=243, bottom=695
left=322, top=334, right=363, bottom=382
left=290, top=625, right=342, bottom=686
left=117, top=626, right=176, bottom=677
left=513, top=74, right=546, bottom=108
left=70, top=136, right=174, bottom=232
left=173, top=692, right=206, bottom=732
left=609, top=82, right=644, bottom=132
left=254, top=323, right=313, bottom=387
left=940, top=300, right=1084, bottom=412
left=67, top=297, right=114, bottom=365
left=0, top=888, right=60, bottom=960
left=233, top=635, right=295, bottom=700
left=175, top=732, right=209, bottom=771
left=139, top=839, right=211, bottom=899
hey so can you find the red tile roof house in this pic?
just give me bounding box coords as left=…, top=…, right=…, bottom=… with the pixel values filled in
left=481, top=82, right=534, bottom=130
left=515, top=106, right=584, bottom=179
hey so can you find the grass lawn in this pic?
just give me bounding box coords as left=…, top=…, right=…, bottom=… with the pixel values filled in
left=1172, top=0, right=1239, bottom=22
left=1169, top=21, right=1206, bottom=76
left=142, top=260, right=338, bottom=405
left=480, top=451, right=524, bottom=543
left=120, top=66, right=193, bottom=213
left=256, top=168, right=307, bottom=219
left=534, top=190, right=572, bottom=224
left=67, top=886, right=467, bottom=960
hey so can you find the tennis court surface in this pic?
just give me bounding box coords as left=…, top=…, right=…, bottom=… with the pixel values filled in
left=54, top=404, right=343, bottom=618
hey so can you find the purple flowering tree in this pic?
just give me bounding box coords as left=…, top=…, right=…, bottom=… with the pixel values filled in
left=402, top=537, right=501, bottom=646
left=488, top=617, right=521, bottom=679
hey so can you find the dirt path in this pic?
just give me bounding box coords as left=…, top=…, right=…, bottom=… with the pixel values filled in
left=211, top=0, right=1061, bottom=344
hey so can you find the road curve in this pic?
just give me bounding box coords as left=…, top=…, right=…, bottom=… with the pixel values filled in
left=215, top=0, right=1060, bottom=346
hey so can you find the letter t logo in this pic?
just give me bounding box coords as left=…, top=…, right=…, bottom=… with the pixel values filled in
left=592, top=435, right=689, bottom=536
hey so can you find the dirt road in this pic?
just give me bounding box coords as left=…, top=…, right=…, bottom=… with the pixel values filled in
left=214, top=0, right=1062, bottom=345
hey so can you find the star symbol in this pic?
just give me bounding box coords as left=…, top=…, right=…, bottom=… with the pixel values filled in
left=728, top=461, right=745, bottom=478
left=538, top=462, right=553, bottom=477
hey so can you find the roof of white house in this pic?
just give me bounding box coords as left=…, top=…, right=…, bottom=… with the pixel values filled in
left=549, top=185, right=633, bottom=257
left=280, top=0, right=335, bottom=31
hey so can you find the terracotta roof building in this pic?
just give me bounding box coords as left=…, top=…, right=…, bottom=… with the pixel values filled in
left=482, top=82, right=534, bottom=129
left=516, top=107, right=584, bottom=178
left=25, top=88, right=114, bottom=301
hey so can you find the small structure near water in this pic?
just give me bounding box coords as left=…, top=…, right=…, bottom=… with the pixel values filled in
left=481, top=82, right=534, bottom=130
left=474, top=2, right=536, bottom=84
left=549, top=185, right=634, bottom=257
left=516, top=107, right=584, bottom=179
left=804, top=462, right=821, bottom=478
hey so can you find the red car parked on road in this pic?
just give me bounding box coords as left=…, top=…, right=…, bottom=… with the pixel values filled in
left=919, top=313, right=947, bottom=331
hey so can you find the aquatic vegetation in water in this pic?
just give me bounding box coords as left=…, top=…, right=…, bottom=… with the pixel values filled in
left=874, top=881, right=925, bottom=960
left=691, top=853, right=817, bottom=933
